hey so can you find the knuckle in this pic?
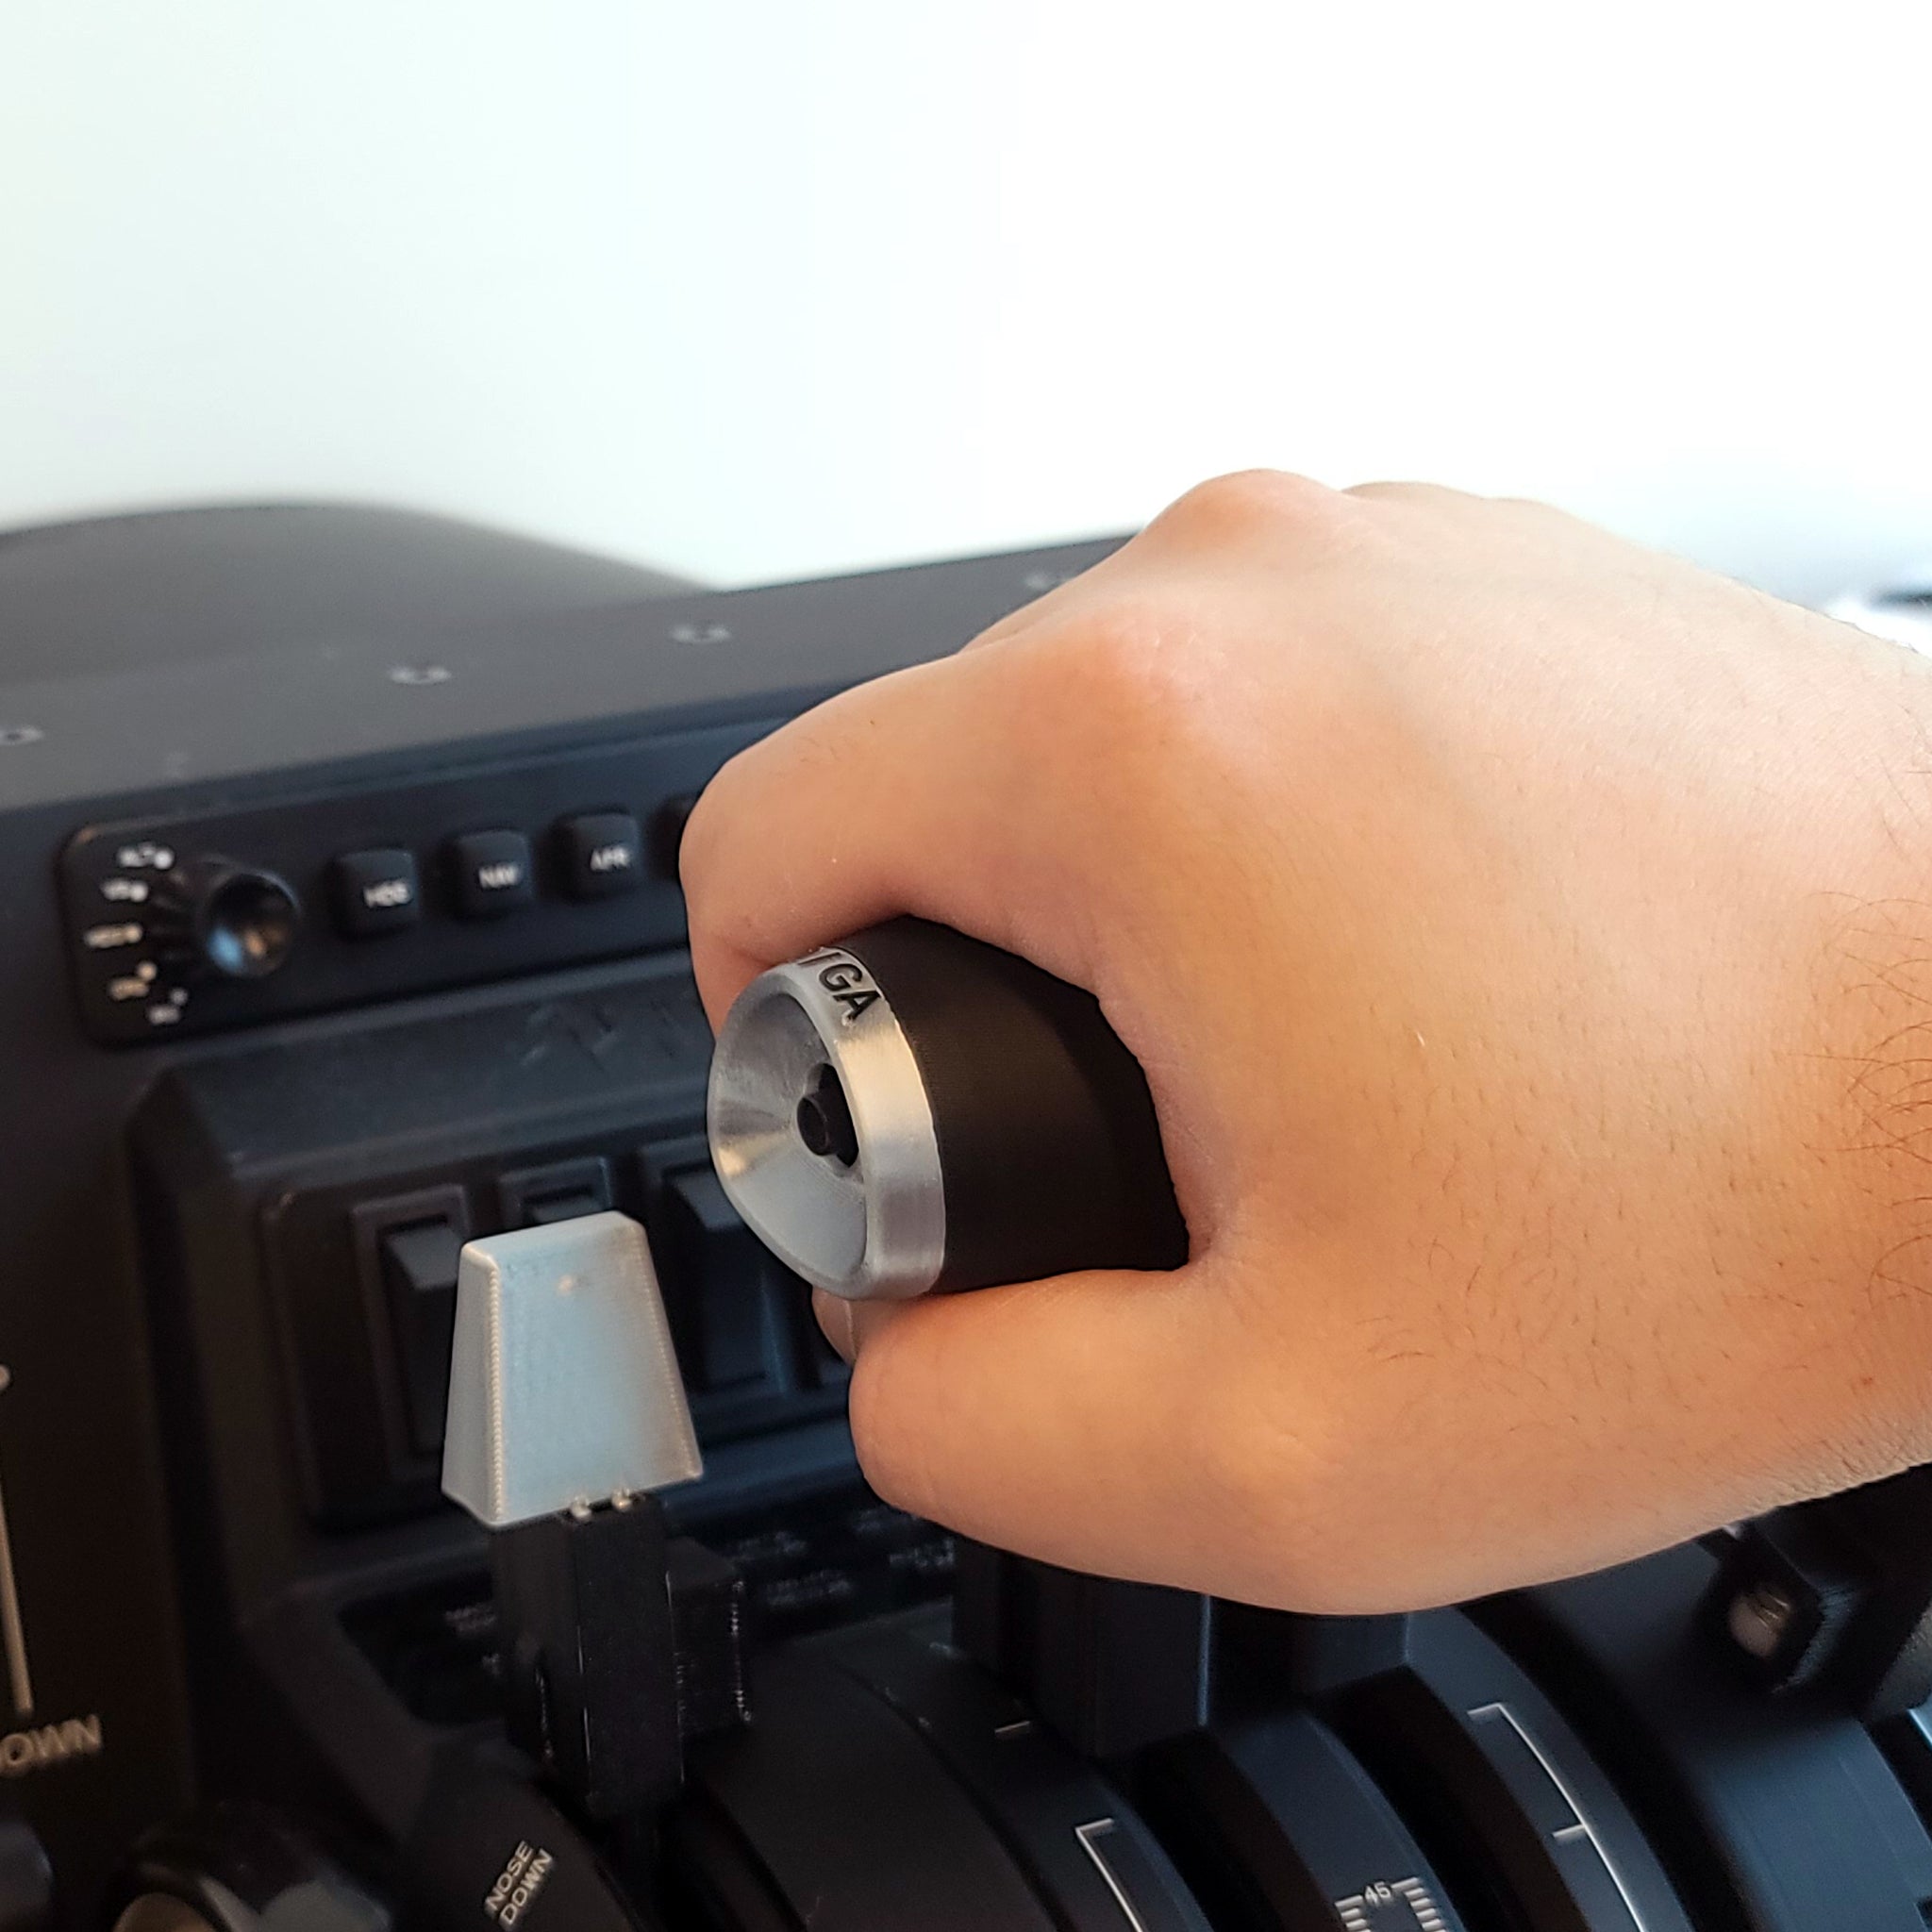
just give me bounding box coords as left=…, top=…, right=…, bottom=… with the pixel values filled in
left=1055, top=603, right=1190, bottom=706
left=1151, top=468, right=1350, bottom=552
left=1016, top=606, right=1218, bottom=797
left=1008, top=588, right=1390, bottom=848
left=1344, top=476, right=1457, bottom=507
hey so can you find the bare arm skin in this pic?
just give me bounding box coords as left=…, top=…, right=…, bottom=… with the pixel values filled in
left=681, top=473, right=1932, bottom=1613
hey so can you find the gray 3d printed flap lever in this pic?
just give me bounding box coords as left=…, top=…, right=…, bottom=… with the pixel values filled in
left=441, top=1210, right=700, bottom=1525
left=440, top=1211, right=745, bottom=1821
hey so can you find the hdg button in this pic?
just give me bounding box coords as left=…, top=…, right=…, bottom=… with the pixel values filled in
left=331, top=848, right=421, bottom=938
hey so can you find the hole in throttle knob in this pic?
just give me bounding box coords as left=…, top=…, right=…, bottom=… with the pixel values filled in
left=795, top=1063, right=859, bottom=1168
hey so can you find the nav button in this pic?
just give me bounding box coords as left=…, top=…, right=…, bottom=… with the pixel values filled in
left=332, top=848, right=421, bottom=938
left=448, top=829, right=535, bottom=919
left=558, top=812, right=644, bottom=900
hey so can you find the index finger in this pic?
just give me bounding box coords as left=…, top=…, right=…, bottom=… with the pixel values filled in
left=678, top=633, right=1114, bottom=1030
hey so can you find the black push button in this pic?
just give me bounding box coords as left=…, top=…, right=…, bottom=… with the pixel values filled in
left=331, top=848, right=421, bottom=937
left=496, top=1156, right=613, bottom=1230
left=662, top=1165, right=780, bottom=1391
left=379, top=1218, right=465, bottom=1455
left=558, top=811, right=644, bottom=900
left=447, top=829, right=534, bottom=918
left=649, top=792, right=699, bottom=880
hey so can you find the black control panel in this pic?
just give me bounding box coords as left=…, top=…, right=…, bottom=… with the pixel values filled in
left=0, top=506, right=1127, bottom=1924
left=58, top=725, right=761, bottom=1043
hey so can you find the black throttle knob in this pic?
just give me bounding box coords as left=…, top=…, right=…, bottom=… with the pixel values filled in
left=708, top=917, right=1185, bottom=1300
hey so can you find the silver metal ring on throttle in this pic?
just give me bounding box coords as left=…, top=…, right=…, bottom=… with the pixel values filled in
left=708, top=944, right=946, bottom=1301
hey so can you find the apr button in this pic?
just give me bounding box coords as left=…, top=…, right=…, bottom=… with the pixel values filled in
left=558, top=812, right=643, bottom=901
left=449, top=830, right=535, bottom=919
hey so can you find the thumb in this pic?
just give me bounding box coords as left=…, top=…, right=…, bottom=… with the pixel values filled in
left=830, top=1261, right=1254, bottom=1591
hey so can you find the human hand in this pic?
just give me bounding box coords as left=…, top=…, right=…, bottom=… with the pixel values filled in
left=681, top=472, right=1932, bottom=1612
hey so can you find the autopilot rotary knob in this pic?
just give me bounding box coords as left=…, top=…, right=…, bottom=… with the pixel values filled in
left=146, top=856, right=303, bottom=982
left=105, top=1805, right=392, bottom=1932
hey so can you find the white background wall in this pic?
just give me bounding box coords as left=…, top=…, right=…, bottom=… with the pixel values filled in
left=3, top=2, right=1928, bottom=605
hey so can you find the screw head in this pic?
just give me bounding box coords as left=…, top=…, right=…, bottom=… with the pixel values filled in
left=1727, top=1580, right=1796, bottom=1659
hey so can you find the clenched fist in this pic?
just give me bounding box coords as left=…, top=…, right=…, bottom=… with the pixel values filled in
left=680, top=472, right=1932, bottom=1613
